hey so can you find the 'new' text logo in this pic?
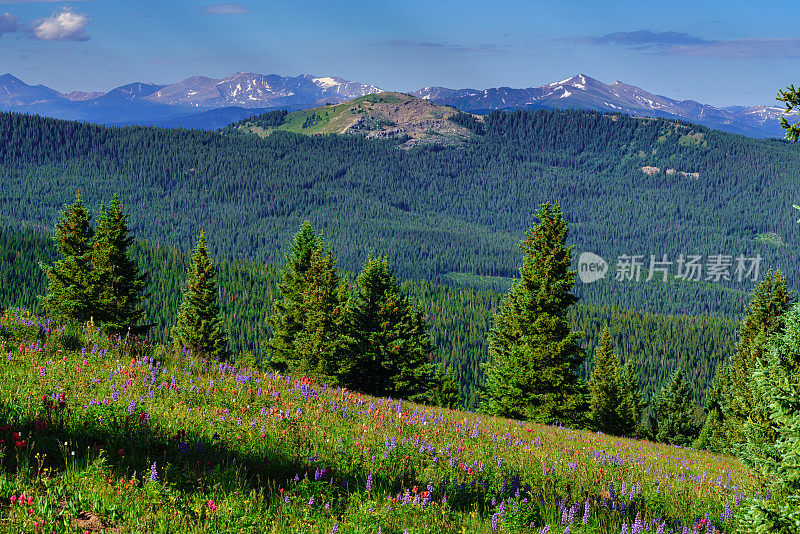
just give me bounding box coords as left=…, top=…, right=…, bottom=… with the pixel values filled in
left=578, top=252, right=608, bottom=283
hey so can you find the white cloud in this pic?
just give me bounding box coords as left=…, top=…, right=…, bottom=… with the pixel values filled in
left=200, top=3, right=252, bottom=15
left=0, top=11, right=19, bottom=36
left=32, top=7, right=89, bottom=41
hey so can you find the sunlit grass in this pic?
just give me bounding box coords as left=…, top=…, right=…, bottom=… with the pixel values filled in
left=0, top=307, right=768, bottom=533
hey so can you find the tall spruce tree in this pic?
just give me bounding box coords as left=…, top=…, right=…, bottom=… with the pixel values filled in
left=266, top=221, right=318, bottom=371
left=292, top=238, right=349, bottom=382
left=737, top=303, right=800, bottom=533
left=725, top=269, right=795, bottom=444
left=40, top=194, right=95, bottom=323
left=588, top=328, right=624, bottom=434
left=341, top=254, right=447, bottom=403
left=171, top=232, right=227, bottom=358
left=481, top=203, right=589, bottom=427
left=651, top=369, right=701, bottom=446
left=91, top=195, right=148, bottom=335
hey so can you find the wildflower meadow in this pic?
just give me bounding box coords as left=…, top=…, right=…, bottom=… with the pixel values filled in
left=0, top=308, right=774, bottom=533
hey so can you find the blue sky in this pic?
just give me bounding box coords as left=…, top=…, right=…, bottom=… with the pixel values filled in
left=1, top=0, right=799, bottom=107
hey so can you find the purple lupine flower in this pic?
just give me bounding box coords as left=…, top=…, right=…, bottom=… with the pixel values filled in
left=491, top=513, right=500, bottom=532
left=582, top=498, right=590, bottom=524
left=620, top=523, right=629, bottom=534
left=568, top=502, right=578, bottom=524
left=330, top=522, right=338, bottom=534
left=150, top=461, right=158, bottom=481
left=308, top=496, right=314, bottom=506
left=632, top=513, right=644, bottom=533
left=722, top=501, right=733, bottom=522
left=366, top=472, right=373, bottom=492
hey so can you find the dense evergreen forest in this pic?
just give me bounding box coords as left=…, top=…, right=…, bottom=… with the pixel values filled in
left=1, top=224, right=737, bottom=410
left=0, top=109, right=797, bottom=319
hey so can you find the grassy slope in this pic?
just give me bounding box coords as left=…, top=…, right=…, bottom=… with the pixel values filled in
left=0, top=308, right=766, bottom=533
left=233, top=92, right=475, bottom=146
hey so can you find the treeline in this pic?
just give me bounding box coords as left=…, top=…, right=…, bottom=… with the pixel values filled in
left=0, top=109, right=797, bottom=313
left=1, top=223, right=738, bottom=410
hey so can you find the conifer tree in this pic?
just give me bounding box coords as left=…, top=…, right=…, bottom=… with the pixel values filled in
left=737, top=303, right=800, bottom=532
left=292, top=238, right=349, bottom=382
left=694, top=365, right=731, bottom=452
left=91, top=195, right=148, bottom=335
left=588, top=328, right=623, bottom=434
left=171, top=232, right=227, bottom=358
left=40, top=193, right=95, bottom=323
left=341, top=254, right=444, bottom=402
left=266, top=221, right=318, bottom=370
left=425, top=367, right=461, bottom=409
left=651, top=369, right=701, bottom=446
left=617, top=361, right=646, bottom=437
left=481, top=203, right=589, bottom=427
left=725, top=269, right=795, bottom=444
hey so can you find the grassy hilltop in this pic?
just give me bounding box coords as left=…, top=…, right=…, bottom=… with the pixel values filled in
left=230, top=92, right=480, bottom=147
left=0, top=308, right=767, bottom=533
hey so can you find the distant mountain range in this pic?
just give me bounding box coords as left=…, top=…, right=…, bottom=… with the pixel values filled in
left=0, top=72, right=384, bottom=129
left=0, top=72, right=793, bottom=137
left=412, top=74, right=794, bottom=139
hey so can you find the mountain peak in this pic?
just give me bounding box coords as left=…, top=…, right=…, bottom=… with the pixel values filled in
left=233, top=91, right=479, bottom=148
left=0, top=73, right=26, bottom=86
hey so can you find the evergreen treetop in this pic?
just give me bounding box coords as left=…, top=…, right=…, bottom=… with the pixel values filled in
left=726, top=269, right=796, bottom=443
left=588, top=328, right=623, bottom=434
left=171, top=232, right=227, bottom=359
left=91, top=195, right=149, bottom=335
left=651, top=369, right=700, bottom=446
left=481, top=203, right=588, bottom=427
left=340, top=253, right=454, bottom=405
left=40, top=193, right=95, bottom=323
left=266, top=220, right=318, bottom=370
left=292, top=238, right=348, bottom=382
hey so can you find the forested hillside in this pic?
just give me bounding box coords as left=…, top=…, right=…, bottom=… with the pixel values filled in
left=0, top=108, right=797, bottom=316
left=0, top=225, right=737, bottom=409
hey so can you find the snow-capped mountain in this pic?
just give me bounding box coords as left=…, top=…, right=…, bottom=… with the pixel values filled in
left=0, top=71, right=793, bottom=136
left=413, top=74, right=794, bottom=138
left=0, top=72, right=383, bottom=128
left=142, top=73, right=383, bottom=109
left=0, top=73, right=62, bottom=107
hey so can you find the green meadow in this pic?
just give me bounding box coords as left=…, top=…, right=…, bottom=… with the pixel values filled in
left=0, top=308, right=764, bottom=533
